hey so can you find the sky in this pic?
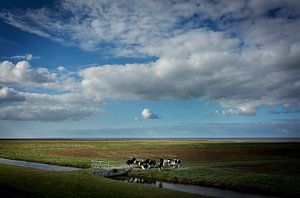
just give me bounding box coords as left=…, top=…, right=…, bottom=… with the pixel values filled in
left=0, top=0, right=300, bottom=138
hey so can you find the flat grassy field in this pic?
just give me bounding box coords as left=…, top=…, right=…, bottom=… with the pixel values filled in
left=0, top=164, right=201, bottom=198
left=0, top=140, right=299, bottom=197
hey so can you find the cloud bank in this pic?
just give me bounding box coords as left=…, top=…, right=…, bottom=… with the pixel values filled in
left=80, top=28, right=300, bottom=115
left=0, top=0, right=300, bottom=121
left=0, top=61, right=101, bottom=121
left=0, top=105, right=99, bottom=121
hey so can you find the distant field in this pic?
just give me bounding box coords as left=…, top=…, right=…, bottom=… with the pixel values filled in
left=0, top=140, right=299, bottom=167
left=0, top=140, right=299, bottom=197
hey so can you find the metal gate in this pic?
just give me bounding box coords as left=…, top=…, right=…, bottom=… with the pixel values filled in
left=91, top=160, right=110, bottom=170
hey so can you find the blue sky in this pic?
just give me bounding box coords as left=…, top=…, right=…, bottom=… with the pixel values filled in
left=0, top=0, right=300, bottom=138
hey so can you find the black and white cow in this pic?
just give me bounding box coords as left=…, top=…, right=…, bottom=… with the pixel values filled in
left=160, top=158, right=172, bottom=166
left=134, top=159, right=156, bottom=169
left=159, top=158, right=168, bottom=170
left=141, top=164, right=150, bottom=169
left=170, top=159, right=182, bottom=168
left=135, top=159, right=144, bottom=167
left=158, top=160, right=163, bottom=170
left=149, top=160, right=156, bottom=167
left=159, top=158, right=182, bottom=169
left=126, top=157, right=136, bottom=166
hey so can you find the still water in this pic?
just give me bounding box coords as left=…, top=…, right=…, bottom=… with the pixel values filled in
left=0, top=158, right=80, bottom=171
left=111, top=176, right=278, bottom=198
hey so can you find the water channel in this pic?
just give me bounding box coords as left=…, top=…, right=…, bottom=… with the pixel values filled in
left=111, top=176, right=278, bottom=198
left=0, top=158, right=80, bottom=171
left=0, top=158, right=278, bottom=198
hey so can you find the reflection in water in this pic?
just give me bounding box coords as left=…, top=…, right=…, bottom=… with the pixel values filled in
left=158, top=182, right=163, bottom=188
left=111, top=176, right=278, bottom=198
left=116, top=176, right=158, bottom=186
left=122, top=177, right=156, bottom=185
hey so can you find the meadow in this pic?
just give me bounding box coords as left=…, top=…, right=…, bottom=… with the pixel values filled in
left=0, top=139, right=299, bottom=197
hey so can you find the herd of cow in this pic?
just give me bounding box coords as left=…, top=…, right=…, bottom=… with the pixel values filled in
left=126, top=157, right=182, bottom=170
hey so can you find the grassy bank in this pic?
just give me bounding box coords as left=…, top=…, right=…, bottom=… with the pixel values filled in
left=0, top=164, right=202, bottom=198
left=128, top=164, right=300, bottom=197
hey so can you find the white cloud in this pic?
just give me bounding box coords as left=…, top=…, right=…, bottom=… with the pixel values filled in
left=0, top=87, right=25, bottom=103
left=0, top=0, right=204, bottom=53
left=1, top=0, right=299, bottom=55
left=0, top=105, right=100, bottom=121
left=0, top=62, right=102, bottom=121
left=57, top=66, right=66, bottom=72
left=9, top=54, right=39, bottom=61
left=0, top=53, right=41, bottom=61
left=133, top=117, right=141, bottom=121
left=0, top=0, right=300, bottom=119
left=0, top=88, right=102, bottom=121
left=80, top=27, right=300, bottom=114
left=141, top=108, right=159, bottom=119
left=0, top=61, right=55, bottom=85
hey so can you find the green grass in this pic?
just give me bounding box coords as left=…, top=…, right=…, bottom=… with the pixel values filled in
left=0, top=164, right=202, bottom=198
left=0, top=140, right=299, bottom=168
left=128, top=165, right=300, bottom=197
left=0, top=140, right=299, bottom=196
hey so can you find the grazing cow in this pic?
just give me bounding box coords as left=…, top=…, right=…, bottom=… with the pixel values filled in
left=160, top=158, right=172, bottom=166
left=149, top=160, right=156, bottom=167
left=159, top=158, right=182, bottom=169
left=177, top=159, right=182, bottom=168
left=135, top=159, right=144, bottom=167
left=143, top=159, right=150, bottom=164
left=141, top=164, right=150, bottom=169
left=158, top=162, right=163, bottom=170
left=159, top=158, right=164, bottom=170
left=171, top=159, right=182, bottom=168
left=126, top=157, right=136, bottom=166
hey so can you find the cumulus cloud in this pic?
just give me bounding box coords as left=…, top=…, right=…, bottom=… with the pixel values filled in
left=141, top=108, right=159, bottom=119
left=0, top=87, right=25, bottom=103
left=0, top=62, right=101, bottom=121
left=80, top=27, right=300, bottom=114
left=0, top=61, right=56, bottom=85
